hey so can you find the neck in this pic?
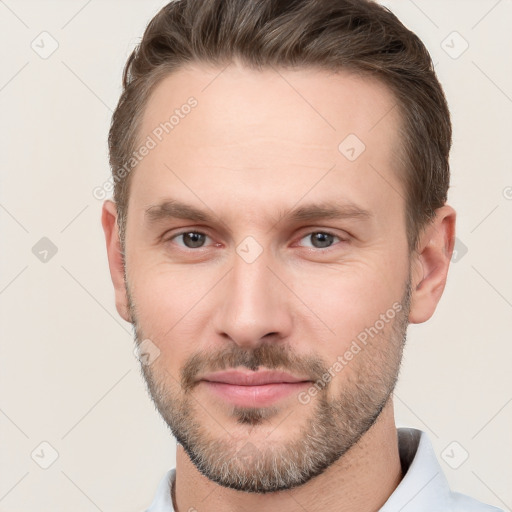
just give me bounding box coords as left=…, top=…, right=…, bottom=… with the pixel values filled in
left=173, top=400, right=402, bottom=512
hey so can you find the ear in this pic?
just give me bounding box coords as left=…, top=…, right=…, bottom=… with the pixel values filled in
left=101, top=200, right=132, bottom=323
left=409, top=205, right=456, bottom=324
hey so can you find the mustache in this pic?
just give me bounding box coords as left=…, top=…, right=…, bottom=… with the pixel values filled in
left=180, top=342, right=328, bottom=392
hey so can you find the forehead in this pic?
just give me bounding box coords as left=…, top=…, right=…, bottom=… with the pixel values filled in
left=130, top=62, right=404, bottom=223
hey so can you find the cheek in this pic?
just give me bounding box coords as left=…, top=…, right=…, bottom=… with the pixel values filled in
left=128, top=266, right=206, bottom=369
left=294, top=258, right=407, bottom=338
left=128, top=247, right=208, bottom=319
left=307, top=279, right=407, bottom=396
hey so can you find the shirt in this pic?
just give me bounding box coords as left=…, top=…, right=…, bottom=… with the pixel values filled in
left=145, top=427, right=503, bottom=512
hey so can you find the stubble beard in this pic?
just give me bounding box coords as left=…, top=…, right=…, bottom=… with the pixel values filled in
left=128, top=280, right=411, bottom=493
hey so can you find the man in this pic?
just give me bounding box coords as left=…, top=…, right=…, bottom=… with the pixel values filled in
left=101, top=0, right=503, bottom=510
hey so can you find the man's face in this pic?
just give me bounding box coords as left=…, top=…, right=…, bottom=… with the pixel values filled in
left=123, top=63, right=411, bottom=492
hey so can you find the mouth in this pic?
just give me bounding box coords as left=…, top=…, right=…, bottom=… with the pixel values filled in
left=199, top=370, right=313, bottom=407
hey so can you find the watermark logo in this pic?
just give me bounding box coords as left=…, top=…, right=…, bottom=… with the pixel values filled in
left=441, top=441, right=469, bottom=469
left=441, top=31, right=469, bottom=59
left=31, top=31, right=59, bottom=59
left=134, top=339, right=161, bottom=366
left=236, top=236, right=264, bottom=264
left=235, top=442, right=260, bottom=467
left=451, top=237, right=468, bottom=263
left=31, top=441, right=59, bottom=469
left=338, top=134, right=366, bottom=162
left=32, top=237, right=58, bottom=263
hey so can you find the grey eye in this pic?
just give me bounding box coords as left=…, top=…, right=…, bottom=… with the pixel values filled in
left=176, top=232, right=208, bottom=248
left=300, top=232, right=339, bottom=249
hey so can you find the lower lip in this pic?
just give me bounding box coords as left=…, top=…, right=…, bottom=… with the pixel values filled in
left=201, top=381, right=311, bottom=407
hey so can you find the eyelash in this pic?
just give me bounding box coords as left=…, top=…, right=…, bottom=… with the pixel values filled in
left=165, top=229, right=347, bottom=252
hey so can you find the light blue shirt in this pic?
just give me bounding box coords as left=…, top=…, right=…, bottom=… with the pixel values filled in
left=146, top=427, right=503, bottom=512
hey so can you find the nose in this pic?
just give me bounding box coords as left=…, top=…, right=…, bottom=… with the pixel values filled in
left=212, top=248, right=293, bottom=349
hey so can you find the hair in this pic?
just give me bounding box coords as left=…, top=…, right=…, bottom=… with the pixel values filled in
left=108, top=0, right=451, bottom=252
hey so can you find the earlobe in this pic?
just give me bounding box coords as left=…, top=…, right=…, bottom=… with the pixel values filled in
left=408, top=205, right=456, bottom=324
left=101, top=200, right=132, bottom=323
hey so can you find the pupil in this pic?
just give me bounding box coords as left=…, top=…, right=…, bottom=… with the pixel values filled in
left=184, top=232, right=204, bottom=248
left=313, top=233, right=333, bottom=248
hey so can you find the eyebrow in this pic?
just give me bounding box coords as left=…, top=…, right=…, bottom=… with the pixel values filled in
left=144, top=199, right=372, bottom=226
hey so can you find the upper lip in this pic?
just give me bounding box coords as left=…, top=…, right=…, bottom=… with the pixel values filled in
left=200, top=370, right=311, bottom=386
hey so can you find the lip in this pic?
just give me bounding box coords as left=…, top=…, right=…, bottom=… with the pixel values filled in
left=200, top=370, right=311, bottom=386
left=199, top=370, right=312, bottom=407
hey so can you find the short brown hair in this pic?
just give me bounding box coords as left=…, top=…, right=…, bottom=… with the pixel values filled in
left=108, top=0, right=451, bottom=251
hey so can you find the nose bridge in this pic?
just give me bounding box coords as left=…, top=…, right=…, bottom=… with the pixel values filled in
left=213, top=241, right=291, bottom=347
left=232, top=246, right=271, bottom=306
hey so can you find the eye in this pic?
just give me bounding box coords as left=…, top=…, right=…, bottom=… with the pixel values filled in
left=297, top=231, right=343, bottom=250
left=169, top=231, right=211, bottom=249
left=166, top=230, right=346, bottom=251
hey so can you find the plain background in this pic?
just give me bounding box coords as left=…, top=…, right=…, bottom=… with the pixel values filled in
left=0, top=0, right=511, bottom=510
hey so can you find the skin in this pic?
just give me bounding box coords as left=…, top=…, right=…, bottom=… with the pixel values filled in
left=102, top=61, right=455, bottom=512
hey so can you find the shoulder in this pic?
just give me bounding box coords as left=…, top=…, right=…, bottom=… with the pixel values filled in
left=380, top=428, right=504, bottom=512
left=450, top=490, right=505, bottom=512
left=145, top=468, right=176, bottom=512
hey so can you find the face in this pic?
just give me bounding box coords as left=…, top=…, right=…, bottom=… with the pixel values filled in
left=123, top=62, right=412, bottom=492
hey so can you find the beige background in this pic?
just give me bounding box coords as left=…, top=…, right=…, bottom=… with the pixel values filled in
left=0, top=0, right=511, bottom=510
